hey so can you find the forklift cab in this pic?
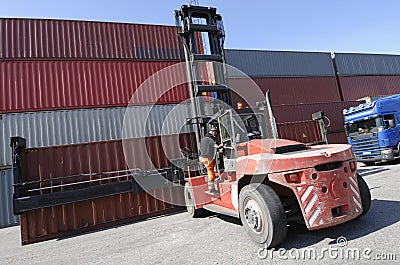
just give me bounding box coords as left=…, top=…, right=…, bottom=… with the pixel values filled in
left=205, top=108, right=269, bottom=173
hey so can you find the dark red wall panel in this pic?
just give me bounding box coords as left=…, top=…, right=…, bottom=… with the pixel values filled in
left=272, top=101, right=360, bottom=131
left=228, top=76, right=341, bottom=106
left=0, top=18, right=183, bottom=61
left=18, top=133, right=195, bottom=245
left=0, top=61, right=189, bottom=113
left=327, top=132, right=348, bottom=144
left=339, top=75, right=400, bottom=101
left=277, top=120, right=323, bottom=144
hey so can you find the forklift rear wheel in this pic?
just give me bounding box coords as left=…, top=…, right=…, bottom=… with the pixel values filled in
left=184, top=183, right=205, bottom=218
left=239, top=183, right=287, bottom=247
left=356, top=173, right=371, bottom=217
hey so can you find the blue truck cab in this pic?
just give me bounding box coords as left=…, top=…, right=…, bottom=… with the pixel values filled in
left=343, top=94, right=400, bottom=165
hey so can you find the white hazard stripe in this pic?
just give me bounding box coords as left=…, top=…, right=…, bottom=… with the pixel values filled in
left=301, top=186, right=314, bottom=203
left=349, top=176, right=362, bottom=210
left=353, top=196, right=362, bottom=209
left=305, top=193, right=318, bottom=214
left=350, top=184, right=360, bottom=199
left=349, top=175, right=358, bottom=187
left=309, top=207, right=321, bottom=225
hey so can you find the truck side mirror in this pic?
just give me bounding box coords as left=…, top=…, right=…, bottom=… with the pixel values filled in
left=388, top=119, right=396, bottom=128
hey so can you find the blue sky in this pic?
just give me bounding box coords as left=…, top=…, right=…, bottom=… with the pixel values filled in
left=2, top=0, right=400, bottom=54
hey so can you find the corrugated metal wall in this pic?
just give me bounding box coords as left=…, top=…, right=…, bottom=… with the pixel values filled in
left=333, top=53, right=400, bottom=76
left=225, top=49, right=335, bottom=77
left=0, top=169, right=19, bottom=228
left=0, top=18, right=183, bottom=61
left=5, top=16, right=400, bottom=237
left=1, top=104, right=194, bottom=167
left=338, top=76, right=400, bottom=101
left=327, top=132, right=348, bottom=144
left=272, top=101, right=360, bottom=131
left=0, top=18, right=196, bottom=233
left=273, top=101, right=361, bottom=144
left=228, top=77, right=341, bottom=105
left=0, top=61, right=189, bottom=113
left=18, top=135, right=195, bottom=245
left=277, top=120, right=323, bottom=144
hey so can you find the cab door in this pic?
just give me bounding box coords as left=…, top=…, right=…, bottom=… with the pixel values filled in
left=218, top=110, right=248, bottom=172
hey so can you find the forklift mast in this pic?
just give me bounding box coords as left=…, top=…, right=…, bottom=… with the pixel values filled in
left=175, top=5, right=230, bottom=146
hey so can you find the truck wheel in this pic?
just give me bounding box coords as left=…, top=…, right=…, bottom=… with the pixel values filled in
left=397, top=142, right=400, bottom=157
left=239, top=183, right=287, bottom=247
left=356, top=173, right=371, bottom=217
left=184, top=183, right=204, bottom=218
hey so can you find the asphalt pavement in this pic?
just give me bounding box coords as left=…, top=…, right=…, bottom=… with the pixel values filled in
left=0, top=162, right=399, bottom=264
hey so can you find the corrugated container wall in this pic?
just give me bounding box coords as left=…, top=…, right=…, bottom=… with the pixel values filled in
left=0, top=169, right=19, bottom=228
left=1, top=104, right=193, bottom=167
left=18, top=136, right=194, bottom=244
left=277, top=120, right=323, bottom=145
left=272, top=101, right=360, bottom=131
left=0, top=61, right=189, bottom=113
left=0, top=18, right=184, bottom=61
left=333, top=53, right=400, bottom=76
left=225, top=49, right=336, bottom=77
left=327, top=132, right=348, bottom=144
left=338, top=76, right=400, bottom=101
left=228, top=77, right=341, bottom=106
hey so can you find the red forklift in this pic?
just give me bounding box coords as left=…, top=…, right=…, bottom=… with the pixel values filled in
left=174, top=5, right=371, bottom=247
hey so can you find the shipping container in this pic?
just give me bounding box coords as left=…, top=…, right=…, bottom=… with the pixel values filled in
left=0, top=18, right=184, bottom=61
left=276, top=120, right=323, bottom=144
left=1, top=104, right=194, bottom=167
left=16, top=134, right=195, bottom=245
left=228, top=76, right=341, bottom=106
left=225, top=49, right=335, bottom=77
left=272, top=101, right=360, bottom=131
left=0, top=61, right=190, bottom=113
left=0, top=168, right=19, bottom=228
left=327, top=131, right=348, bottom=144
left=338, top=75, right=400, bottom=101
left=333, top=53, right=400, bottom=76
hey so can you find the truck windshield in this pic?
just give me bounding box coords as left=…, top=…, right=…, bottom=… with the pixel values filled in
left=345, top=117, right=383, bottom=137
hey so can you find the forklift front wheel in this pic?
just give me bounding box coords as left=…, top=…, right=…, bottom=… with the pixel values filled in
left=184, top=183, right=205, bottom=218
left=239, top=183, right=287, bottom=247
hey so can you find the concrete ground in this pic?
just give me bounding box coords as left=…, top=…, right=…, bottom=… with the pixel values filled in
left=0, top=162, right=399, bottom=264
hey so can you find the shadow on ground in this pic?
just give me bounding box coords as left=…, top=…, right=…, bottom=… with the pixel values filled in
left=357, top=167, right=390, bottom=177
left=204, top=199, right=400, bottom=250
left=280, top=199, right=400, bottom=249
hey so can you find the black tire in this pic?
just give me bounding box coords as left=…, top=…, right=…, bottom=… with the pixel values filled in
left=184, top=183, right=204, bottom=218
left=396, top=141, right=400, bottom=158
left=363, top=162, right=375, bottom=166
left=239, top=183, right=287, bottom=247
left=357, top=173, right=371, bottom=217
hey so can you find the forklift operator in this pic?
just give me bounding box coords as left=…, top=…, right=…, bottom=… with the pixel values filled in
left=199, top=126, right=221, bottom=192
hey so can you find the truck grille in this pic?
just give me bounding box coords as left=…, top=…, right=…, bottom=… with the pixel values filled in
left=350, top=135, right=380, bottom=158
